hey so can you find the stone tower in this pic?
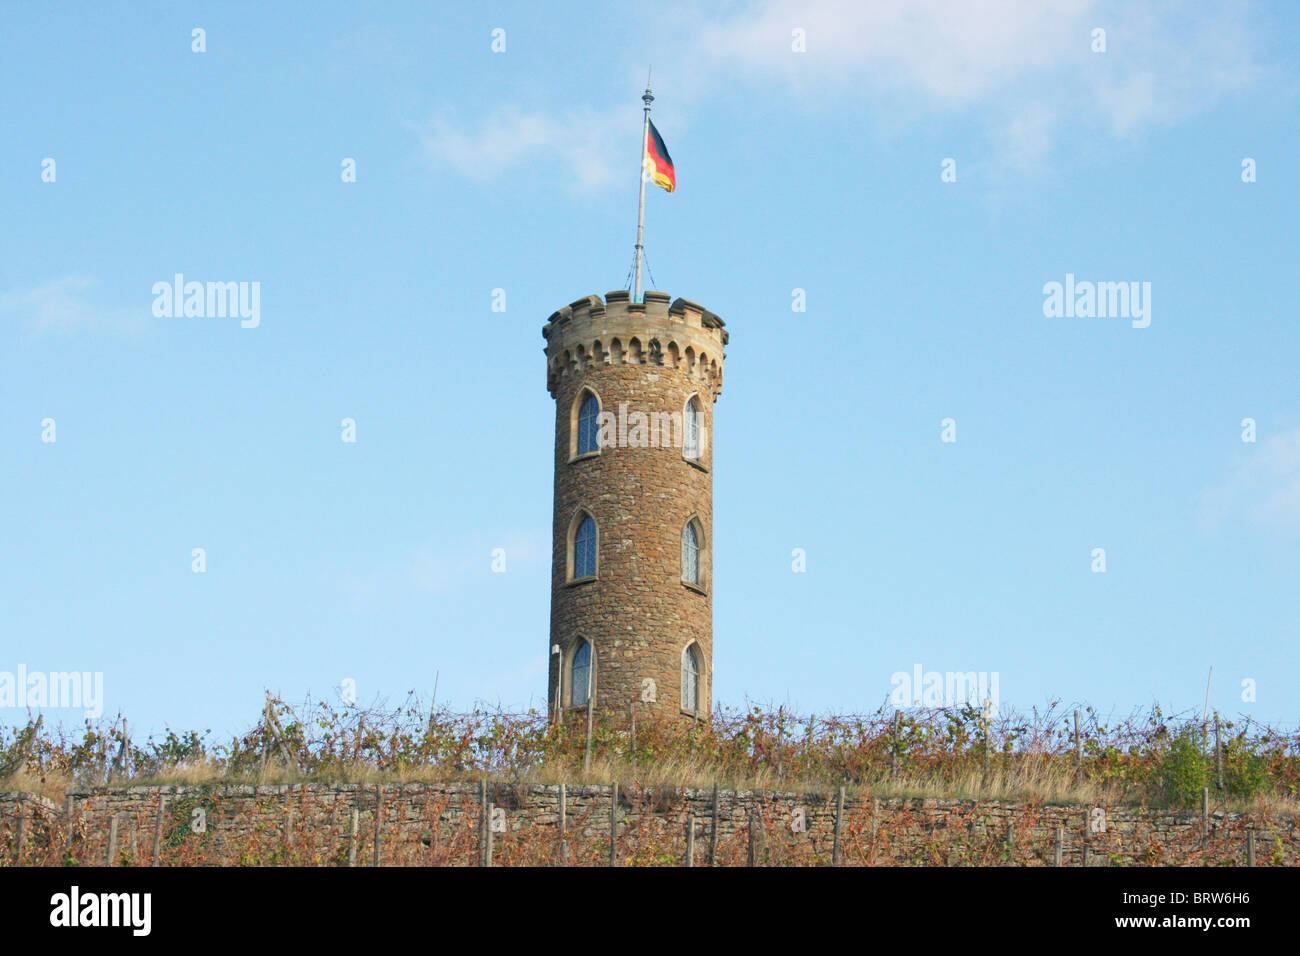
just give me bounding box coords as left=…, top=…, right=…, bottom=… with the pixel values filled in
left=544, top=290, right=727, bottom=723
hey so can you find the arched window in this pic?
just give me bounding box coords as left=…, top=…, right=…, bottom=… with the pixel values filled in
left=684, top=396, right=701, bottom=459
left=574, top=514, right=597, bottom=579
left=572, top=640, right=593, bottom=707
left=682, top=520, right=700, bottom=586
left=681, top=644, right=700, bottom=713
left=577, top=391, right=600, bottom=455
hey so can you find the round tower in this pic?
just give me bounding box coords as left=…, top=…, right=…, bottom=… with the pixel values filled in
left=543, top=290, right=727, bottom=723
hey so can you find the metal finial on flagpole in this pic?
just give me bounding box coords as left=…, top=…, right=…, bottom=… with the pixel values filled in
left=633, top=69, right=654, bottom=302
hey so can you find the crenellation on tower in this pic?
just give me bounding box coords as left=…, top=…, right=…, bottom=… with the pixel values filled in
left=544, top=291, right=726, bottom=399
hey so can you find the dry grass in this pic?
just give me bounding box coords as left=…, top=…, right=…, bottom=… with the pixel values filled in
left=3, top=696, right=1297, bottom=813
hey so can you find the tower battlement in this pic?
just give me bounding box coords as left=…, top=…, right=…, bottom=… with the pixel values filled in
left=543, top=291, right=727, bottom=398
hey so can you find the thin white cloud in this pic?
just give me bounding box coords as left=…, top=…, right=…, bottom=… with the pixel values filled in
left=1089, top=3, right=1261, bottom=137
left=1000, top=103, right=1059, bottom=172
left=1202, top=428, right=1300, bottom=532
left=410, top=1, right=1263, bottom=184
left=0, top=276, right=147, bottom=336
left=409, top=106, right=626, bottom=193
left=691, top=0, right=1088, bottom=104
left=686, top=0, right=1261, bottom=164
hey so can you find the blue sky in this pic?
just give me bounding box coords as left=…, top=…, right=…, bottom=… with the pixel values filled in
left=2, top=1, right=1298, bottom=740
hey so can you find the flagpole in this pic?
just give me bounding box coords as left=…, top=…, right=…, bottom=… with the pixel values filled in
left=633, top=71, right=653, bottom=302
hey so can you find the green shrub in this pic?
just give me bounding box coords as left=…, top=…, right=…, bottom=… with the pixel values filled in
left=1158, top=724, right=1209, bottom=808
left=1224, top=740, right=1269, bottom=800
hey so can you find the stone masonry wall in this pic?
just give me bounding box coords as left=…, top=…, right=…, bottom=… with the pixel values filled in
left=545, top=291, right=726, bottom=722
left=3, top=784, right=1295, bottom=866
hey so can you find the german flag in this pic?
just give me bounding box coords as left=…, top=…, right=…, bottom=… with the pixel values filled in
left=644, top=120, right=675, bottom=193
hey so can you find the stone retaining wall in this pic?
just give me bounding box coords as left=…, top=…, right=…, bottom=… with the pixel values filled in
left=2, top=783, right=1293, bottom=866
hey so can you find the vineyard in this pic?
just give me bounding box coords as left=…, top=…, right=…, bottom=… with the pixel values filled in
left=2, top=696, right=1296, bottom=809
left=3, top=697, right=1297, bottom=866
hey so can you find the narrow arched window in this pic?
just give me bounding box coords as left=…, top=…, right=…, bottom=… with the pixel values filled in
left=577, top=392, right=600, bottom=455
left=682, top=520, right=700, bottom=586
left=681, top=644, right=700, bottom=713
left=684, top=397, right=700, bottom=459
left=572, top=641, right=592, bottom=707
left=574, top=514, right=597, bottom=579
